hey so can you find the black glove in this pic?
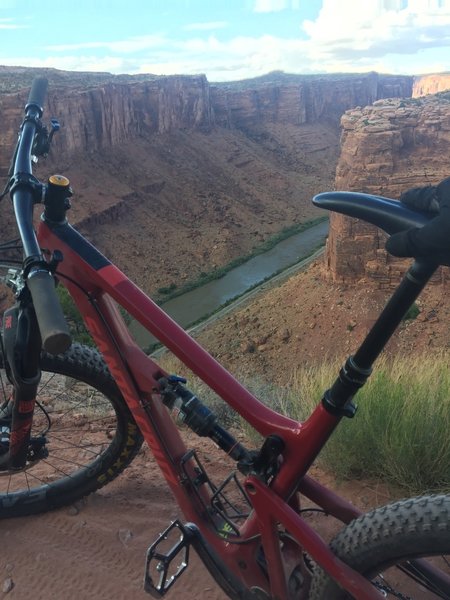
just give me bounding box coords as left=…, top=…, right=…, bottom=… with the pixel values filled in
left=385, top=177, right=450, bottom=266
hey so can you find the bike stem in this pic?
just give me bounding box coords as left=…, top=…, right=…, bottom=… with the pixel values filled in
left=323, top=259, right=438, bottom=417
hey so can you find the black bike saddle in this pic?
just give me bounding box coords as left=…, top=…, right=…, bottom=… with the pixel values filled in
left=313, top=191, right=430, bottom=235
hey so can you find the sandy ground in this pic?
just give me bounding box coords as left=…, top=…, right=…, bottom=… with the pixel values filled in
left=0, top=439, right=230, bottom=600
left=1, top=258, right=448, bottom=600
left=0, top=428, right=396, bottom=600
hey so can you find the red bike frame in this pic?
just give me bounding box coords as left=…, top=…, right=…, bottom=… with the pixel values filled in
left=37, top=215, right=384, bottom=599
left=8, top=77, right=446, bottom=599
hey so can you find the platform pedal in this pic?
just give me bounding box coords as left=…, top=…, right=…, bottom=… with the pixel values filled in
left=144, top=519, right=194, bottom=597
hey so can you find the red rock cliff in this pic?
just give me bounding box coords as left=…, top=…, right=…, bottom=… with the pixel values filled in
left=326, top=93, right=450, bottom=286
left=211, top=72, right=412, bottom=129
left=0, top=74, right=213, bottom=171
left=0, top=68, right=414, bottom=294
left=0, top=70, right=413, bottom=170
left=413, top=73, right=450, bottom=97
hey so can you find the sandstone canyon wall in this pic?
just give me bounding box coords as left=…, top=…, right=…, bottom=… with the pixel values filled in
left=413, top=73, right=450, bottom=97
left=211, top=72, right=412, bottom=129
left=0, top=70, right=413, bottom=172
left=0, top=74, right=214, bottom=175
left=0, top=68, right=414, bottom=294
left=326, top=92, right=450, bottom=286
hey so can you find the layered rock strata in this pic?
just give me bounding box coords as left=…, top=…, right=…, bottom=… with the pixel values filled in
left=0, top=71, right=413, bottom=171
left=413, top=73, right=450, bottom=97
left=326, top=94, right=450, bottom=286
left=211, top=72, right=412, bottom=129
left=0, top=75, right=213, bottom=172
left=0, top=68, right=428, bottom=295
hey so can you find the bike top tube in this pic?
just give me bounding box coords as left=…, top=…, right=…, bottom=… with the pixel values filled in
left=2, top=76, right=449, bottom=600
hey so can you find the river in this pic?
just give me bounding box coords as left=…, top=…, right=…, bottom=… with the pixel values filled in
left=129, top=220, right=329, bottom=348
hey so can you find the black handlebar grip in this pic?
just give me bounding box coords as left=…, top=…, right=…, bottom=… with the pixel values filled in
left=26, top=269, right=71, bottom=354
left=26, top=77, right=48, bottom=116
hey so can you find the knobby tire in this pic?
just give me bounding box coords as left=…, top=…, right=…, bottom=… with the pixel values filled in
left=0, top=343, right=143, bottom=518
left=310, top=494, right=450, bottom=599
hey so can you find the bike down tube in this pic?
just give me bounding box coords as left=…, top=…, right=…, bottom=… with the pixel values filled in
left=57, top=272, right=273, bottom=594
left=83, top=295, right=360, bottom=597
left=36, top=218, right=417, bottom=598
left=53, top=281, right=377, bottom=598
left=36, top=222, right=285, bottom=593
left=36, top=219, right=352, bottom=591
left=37, top=219, right=343, bottom=466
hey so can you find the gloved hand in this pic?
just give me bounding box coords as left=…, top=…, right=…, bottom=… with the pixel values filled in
left=385, top=177, right=450, bottom=266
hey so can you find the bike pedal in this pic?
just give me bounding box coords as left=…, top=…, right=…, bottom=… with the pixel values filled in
left=144, top=519, right=193, bottom=597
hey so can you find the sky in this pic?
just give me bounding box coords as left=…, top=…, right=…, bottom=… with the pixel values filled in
left=0, top=0, right=449, bottom=82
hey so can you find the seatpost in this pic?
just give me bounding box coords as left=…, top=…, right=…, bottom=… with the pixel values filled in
left=353, top=259, right=438, bottom=367
left=323, top=259, right=438, bottom=417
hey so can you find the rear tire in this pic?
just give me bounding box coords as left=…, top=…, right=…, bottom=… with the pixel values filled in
left=0, top=343, right=143, bottom=518
left=310, top=494, right=450, bottom=599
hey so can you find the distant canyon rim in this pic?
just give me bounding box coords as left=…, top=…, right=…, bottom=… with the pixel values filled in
left=0, top=69, right=447, bottom=293
left=0, top=68, right=449, bottom=368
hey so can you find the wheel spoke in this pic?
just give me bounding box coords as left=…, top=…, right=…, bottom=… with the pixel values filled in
left=0, top=345, right=142, bottom=516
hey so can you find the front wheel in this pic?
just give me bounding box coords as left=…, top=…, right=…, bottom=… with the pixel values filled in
left=310, top=494, right=450, bottom=599
left=0, top=343, right=143, bottom=518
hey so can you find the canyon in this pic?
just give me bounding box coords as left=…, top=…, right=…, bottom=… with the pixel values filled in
left=0, top=69, right=417, bottom=296
left=194, top=84, right=450, bottom=382
left=1, top=67, right=450, bottom=600
left=1, top=67, right=450, bottom=378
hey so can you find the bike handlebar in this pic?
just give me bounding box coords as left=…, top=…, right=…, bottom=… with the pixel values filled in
left=26, top=268, right=71, bottom=354
left=10, top=77, right=71, bottom=354
left=26, top=76, right=48, bottom=117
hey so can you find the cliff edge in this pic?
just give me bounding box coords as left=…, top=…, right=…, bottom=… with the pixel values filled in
left=0, top=69, right=412, bottom=294
left=325, top=92, right=450, bottom=286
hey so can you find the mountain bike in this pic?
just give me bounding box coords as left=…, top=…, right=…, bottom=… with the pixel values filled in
left=0, top=77, right=448, bottom=599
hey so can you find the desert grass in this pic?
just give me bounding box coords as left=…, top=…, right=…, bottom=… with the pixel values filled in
left=159, top=352, right=450, bottom=495
left=283, top=353, right=450, bottom=494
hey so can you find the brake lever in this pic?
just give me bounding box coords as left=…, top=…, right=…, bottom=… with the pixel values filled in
left=31, top=118, right=60, bottom=160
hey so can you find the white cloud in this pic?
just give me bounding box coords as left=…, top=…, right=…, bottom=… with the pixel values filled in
left=46, top=35, right=168, bottom=54
left=302, top=0, right=450, bottom=63
left=183, top=21, right=228, bottom=31
left=0, top=17, right=25, bottom=29
left=253, top=0, right=287, bottom=13
left=138, top=35, right=315, bottom=80
left=10, top=1, right=450, bottom=81
left=253, top=0, right=300, bottom=12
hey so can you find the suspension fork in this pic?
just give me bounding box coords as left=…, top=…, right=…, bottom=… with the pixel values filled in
left=0, top=300, right=42, bottom=470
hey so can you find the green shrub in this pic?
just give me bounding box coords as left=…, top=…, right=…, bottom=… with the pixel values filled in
left=56, top=285, right=94, bottom=346
left=156, top=351, right=449, bottom=495
left=403, top=302, right=420, bottom=321
left=157, top=283, right=177, bottom=295
left=289, top=354, right=450, bottom=494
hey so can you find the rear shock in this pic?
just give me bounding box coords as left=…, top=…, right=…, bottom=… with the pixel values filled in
left=157, top=375, right=252, bottom=464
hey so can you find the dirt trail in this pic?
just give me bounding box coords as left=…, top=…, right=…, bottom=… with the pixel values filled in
left=0, top=426, right=396, bottom=600
left=0, top=442, right=229, bottom=600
